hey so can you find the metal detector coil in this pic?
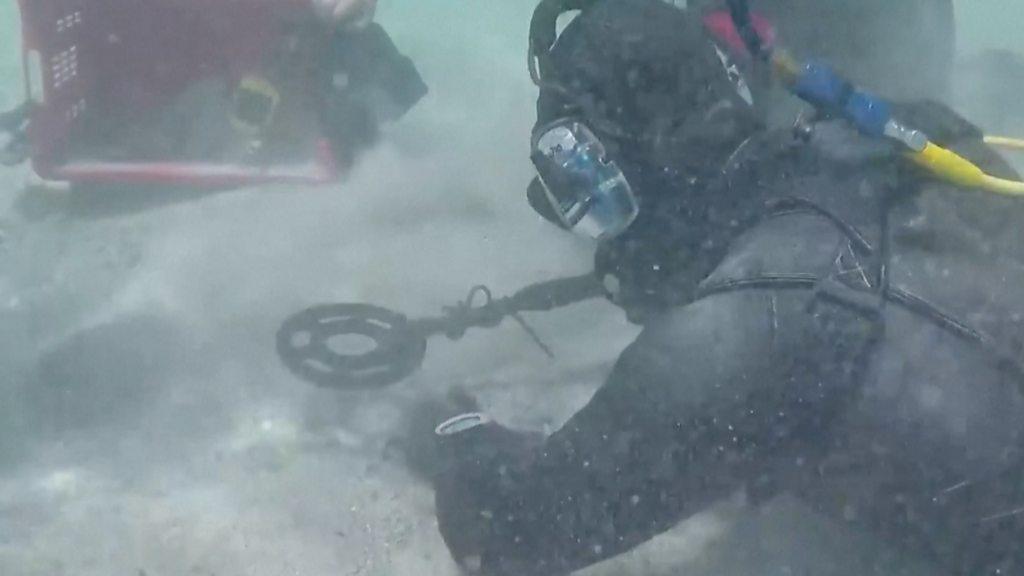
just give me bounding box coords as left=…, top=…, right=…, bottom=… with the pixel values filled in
left=276, top=274, right=606, bottom=390
left=276, top=303, right=427, bottom=390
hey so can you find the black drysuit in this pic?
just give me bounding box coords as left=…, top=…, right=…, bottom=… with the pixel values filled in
left=434, top=3, right=1024, bottom=575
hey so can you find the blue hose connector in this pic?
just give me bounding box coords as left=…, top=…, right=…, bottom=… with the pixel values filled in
left=793, top=61, right=892, bottom=138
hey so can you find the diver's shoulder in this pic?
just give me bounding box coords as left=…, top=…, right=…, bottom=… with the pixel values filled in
left=741, top=121, right=897, bottom=167
left=724, top=120, right=901, bottom=208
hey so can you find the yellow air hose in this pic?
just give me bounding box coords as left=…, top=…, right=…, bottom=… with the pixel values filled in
left=984, top=135, right=1024, bottom=152
left=731, top=1, right=1024, bottom=199
left=769, top=51, right=1024, bottom=197
left=908, top=142, right=1024, bottom=197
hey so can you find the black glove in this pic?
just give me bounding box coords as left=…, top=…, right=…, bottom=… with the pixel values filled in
left=320, top=23, right=427, bottom=162
left=388, top=388, right=480, bottom=483
left=593, top=229, right=701, bottom=325
left=433, top=416, right=543, bottom=574
left=327, top=23, right=428, bottom=123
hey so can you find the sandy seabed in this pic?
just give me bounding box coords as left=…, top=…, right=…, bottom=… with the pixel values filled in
left=0, top=1, right=1016, bottom=574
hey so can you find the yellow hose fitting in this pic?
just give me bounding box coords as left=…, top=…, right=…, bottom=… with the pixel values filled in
left=908, top=143, right=986, bottom=189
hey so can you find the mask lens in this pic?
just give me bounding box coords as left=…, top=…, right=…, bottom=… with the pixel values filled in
left=531, top=120, right=639, bottom=240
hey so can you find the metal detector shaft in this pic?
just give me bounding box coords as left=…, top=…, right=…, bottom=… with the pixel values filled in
left=276, top=273, right=606, bottom=390
left=506, top=273, right=608, bottom=311
left=408, top=273, right=607, bottom=337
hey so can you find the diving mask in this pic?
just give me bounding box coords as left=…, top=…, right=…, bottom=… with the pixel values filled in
left=530, top=119, right=639, bottom=240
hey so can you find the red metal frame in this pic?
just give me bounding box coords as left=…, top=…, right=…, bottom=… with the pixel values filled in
left=16, top=0, right=340, bottom=187
left=55, top=138, right=339, bottom=188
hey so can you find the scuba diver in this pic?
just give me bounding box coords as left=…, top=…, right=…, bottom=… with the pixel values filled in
left=183, top=0, right=426, bottom=165
left=418, top=1, right=1024, bottom=574
left=304, top=0, right=426, bottom=163
left=1, top=0, right=424, bottom=172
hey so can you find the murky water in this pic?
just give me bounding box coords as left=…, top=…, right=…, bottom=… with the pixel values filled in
left=0, top=1, right=1020, bottom=575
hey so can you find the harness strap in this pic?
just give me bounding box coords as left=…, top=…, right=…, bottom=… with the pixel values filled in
left=697, top=200, right=1024, bottom=383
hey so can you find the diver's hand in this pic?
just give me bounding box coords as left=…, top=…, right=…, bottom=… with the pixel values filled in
left=388, top=388, right=480, bottom=482
left=594, top=238, right=686, bottom=325
left=434, top=417, right=543, bottom=574
left=313, top=0, right=377, bottom=29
